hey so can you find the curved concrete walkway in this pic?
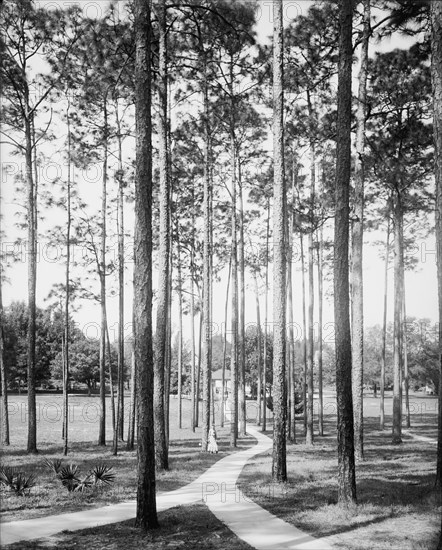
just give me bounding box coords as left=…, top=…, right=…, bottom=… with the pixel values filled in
left=0, top=426, right=332, bottom=549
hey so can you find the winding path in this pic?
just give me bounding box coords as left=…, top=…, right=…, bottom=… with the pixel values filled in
left=0, top=426, right=332, bottom=549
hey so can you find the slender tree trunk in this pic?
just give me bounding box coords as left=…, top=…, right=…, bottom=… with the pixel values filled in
left=98, top=101, right=109, bottom=448
left=63, top=103, right=72, bottom=456
left=153, top=0, right=170, bottom=470
left=104, top=317, right=117, bottom=454
left=380, top=212, right=390, bottom=430
left=165, top=252, right=172, bottom=448
left=334, top=0, right=357, bottom=505
left=0, top=188, right=9, bottom=446
left=402, top=290, right=410, bottom=428
left=221, top=252, right=232, bottom=428
left=201, top=60, right=212, bottom=452
left=272, top=0, right=287, bottom=482
left=431, top=0, right=442, bottom=490
left=351, top=0, right=370, bottom=462
left=262, top=198, right=270, bottom=433
left=230, top=134, right=239, bottom=448
left=253, top=271, right=262, bottom=428
left=300, top=234, right=308, bottom=434
left=306, top=98, right=315, bottom=446
left=177, top=232, right=183, bottom=429
left=238, top=159, right=246, bottom=437
left=26, top=106, right=37, bottom=454
left=190, top=238, right=196, bottom=432
left=287, top=222, right=296, bottom=443
left=392, top=190, right=403, bottom=445
left=288, top=158, right=297, bottom=443
left=195, top=309, right=202, bottom=428
left=317, top=224, right=324, bottom=437
left=127, top=350, right=136, bottom=451
left=62, top=332, right=66, bottom=439
left=116, top=107, right=125, bottom=442
left=134, top=0, right=158, bottom=529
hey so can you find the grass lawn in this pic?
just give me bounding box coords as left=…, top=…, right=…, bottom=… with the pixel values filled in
left=0, top=394, right=254, bottom=523
left=238, top=409, right=440, bottom=550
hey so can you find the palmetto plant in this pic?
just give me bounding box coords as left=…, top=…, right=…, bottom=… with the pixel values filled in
left=43, top=458, right=116, bottom=493
left=0, top=466, right=36, bottom=496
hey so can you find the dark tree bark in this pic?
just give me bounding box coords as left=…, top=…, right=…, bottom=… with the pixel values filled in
left=26, top=109, right=37, bottom=454
left=230, top=134, right=239, bottom=448
left=238, top=161, right=246, bottom=437
left=317, top=224, right=324, bottom=437
left=306, top=100, right=315, bottom=446
left=300, top=233, right=308, bottom=434
left=63, top=101, right=72, bottom=456
left=134, top=0, right=158, bottom=530
left=253, top=271, right=262, bottom=428
left=431, top=0, right=442, bottom=489
left=126, top=350, right=136, bottom=451
left=262, top=198, right=270, bottom=433
left=190, top=217, right=196, bottom=432
left=177, top=231, right=183, bottom=429
left=392, top=190, right=404, bottom=445
left=116, top=106, right=125, bottom=442
left=98, top=101, right=109, bottom=448
left=351, top=0, right=370, bottom=462
left=402, top=293, right=410, bottom=428
left=334, top=0, right=357, bottom=505
left=153, top=0, right=170, bottom=470
left=380, top=211, right=391, bottom=431
left=222, top=253, right=232, bottom=429
left=201, top=57, right=213, bottom=452
left=272, top=0, right=287, bottom=483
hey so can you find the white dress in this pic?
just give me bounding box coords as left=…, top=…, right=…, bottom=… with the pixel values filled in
left=207, top=428, right=218, bottom=453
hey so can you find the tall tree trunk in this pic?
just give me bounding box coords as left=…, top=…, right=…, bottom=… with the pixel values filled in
left=165, top=251, right=172, bottom=448
left=153, top=0, right=169, bottom=471
left=134, top=0, right=158, bottom=529
left=380, top=212, right=391, bottom=430
left=127, top=350, right=136, bottom=451
left=177, top=231, right=183, bottom=429
left=402, top=290, right=410, bottom=428
left=230, top=133, right=239, bottom=448
left=317, top=224, right=324, bottom=437
left=300, top=234, right=308, bottom=434
left=0, top=187, right=9, bottom=446
left=262, top=197, right=270, bottom=433
left=238, top=158, right=246, bottom=437
left=392, top=190, right=403, bottom=445
left=98, top=101, right=109, bottom=447
left=288, top=158, right=297, bottom=443
left=272, top=0, right=287, bottom=482
left=116, top=105, right=125, bottom=442
left=221, top=252, right=232, bottom=428
left=253, top=271, right=262, bottom=427
left=201, top=57, right=212, bottom=452
left=334, top=0, right=357, bottom=505
left=306, top=93, right=315, bottom=446
left=64, top=101, right=72, bottom=456
left=195, top=309, right=202, bottom=428
left=105, top=321, right=117, bottom=455
left=287, top=219, right=296, bottom=443
left=26, top=106, right=37, bottom=454
left=431, top=0, right=442, bottom=490
left=190, top=230, right=196, bottom=432
left=351, top=0, right=370, bottom=462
